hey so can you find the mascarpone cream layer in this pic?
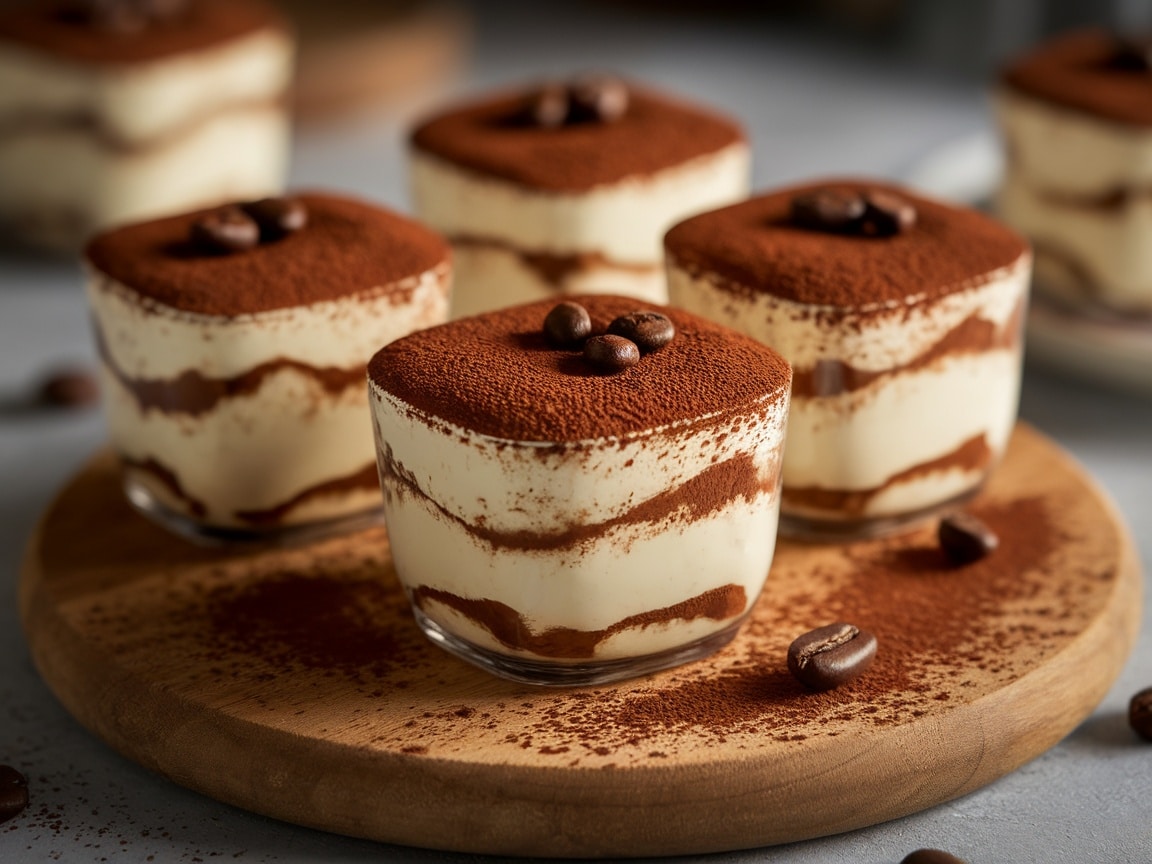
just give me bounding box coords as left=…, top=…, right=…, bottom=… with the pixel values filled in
left=88, top=265, right=450, bottom=527
left=0, top=28, right=292, bottom=145
left=667, top=257, right=1029, bottom=517
left=998, top=173, right=1152, bottom=312
left=0, top=106, right=287, bottom=244
left=446, top=244, right=665, bottom=319
left=995, top=89, right=1152, bottom=194
left=410, top=142, right=750, bottom=263
left=88, top=264, right=450, bottom=378
left=370, top=384, right=786, bottom=661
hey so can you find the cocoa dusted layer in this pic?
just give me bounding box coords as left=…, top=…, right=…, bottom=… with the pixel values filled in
left=410, top=84, right=744, bottom=192
left=125, top=455, right=379, bottom=526
left=450, top=234, right=658, bottom=290
left=85, top=193, right=451, bottom=316
left=782, top=434, right=993, bottom=516
left=0, top=0, right=286, bottom=65
left=1031, top=241, right=1152, bottom=320
left=791, top=300, right=1026, bottom=398
left=93, top=318, right=365, bottom=417
left=1001, top=28, right=1152, bottom=127
left=412, top=584, right=748, bottom=660
left=378, top=443, right=777, bottom=551
left=368, top=294, right=791, bottom=443
left=664, top=180, right=1028, bottom=308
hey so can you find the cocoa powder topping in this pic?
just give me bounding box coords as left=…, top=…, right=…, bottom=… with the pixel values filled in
left=368, top=295, right=791, bottom=442
left=1001, top=28, right=1152, bottom=127
left=85, top=192, right=450, bottom=316
left=665, top=179, right=1028, bottom=307
left=0, top=0, right=285, bottom=65
left=411, top=84, right=745, bottom=192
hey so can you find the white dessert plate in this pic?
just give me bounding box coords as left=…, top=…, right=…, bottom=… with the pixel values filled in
left=902, top=130, right=1152, bottom=397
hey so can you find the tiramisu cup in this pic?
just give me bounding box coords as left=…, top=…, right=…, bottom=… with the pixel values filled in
left=0, top=0, right=293, bottom=251
left=85, top=192, right=451, bottom=543
left=666, top=181, right=1031, bottom=540
left=368, top=295, right=791, bottom=685
left=995, top=29, right=1152, bottom=319
left=410, top=77, right=749, bottom=318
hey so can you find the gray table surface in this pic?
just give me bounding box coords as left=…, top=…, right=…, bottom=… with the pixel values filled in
left=2, top=5, right=1150, bottom=862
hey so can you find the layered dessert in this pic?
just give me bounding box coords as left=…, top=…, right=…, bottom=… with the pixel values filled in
left=0, top=0, right=293, bottom=251
left=666, top=180, right=1031, bottom=538
left=995, top=29, right=1152, bottom=317
left=409, top=77, right=749, bottom=318
left=85, top=191, right=451, bottom=540
left=368, top=294, right=791, bottom=684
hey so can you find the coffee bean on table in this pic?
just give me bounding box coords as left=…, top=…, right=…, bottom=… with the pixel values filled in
left=243, top=197, right=308, bottom=240
left=584, top=334, right=640, bottom=373
left=607, top=311, right=675, bottom=353
left=787, top=622, right=877, bottom=691
left=543, top=301, right=592, bottom=348
left=190, top=206, right=260, bottom=254
left=938, top=512, right=999, bottom=564
left=0, top=765, right=28, bottom=825
left=1129, top=687, right=1152, bottom=741
left=859, top=190, right=917, bottom=236
left=37, top=367, right=99, bottom=409
left=790, top=189, right=866, bottom=233
left=900, top=849, right=968, bottom=864
left=569, top=75, right=629, bottom=123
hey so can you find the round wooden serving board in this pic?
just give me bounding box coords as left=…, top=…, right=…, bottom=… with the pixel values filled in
left=19, top=424, right=1142, bottom=858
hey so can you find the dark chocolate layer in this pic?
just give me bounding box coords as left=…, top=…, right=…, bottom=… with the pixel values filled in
left=1001, top=28, right=1152, bottom=127
left=369, top=294, right=790, bottom=443
left=412, top=584, right=748, bottom=660
left=411, top=84, right=744, bottom=192
left=0, top=0, right=286, bottom=65
left=665, top=179, right=1028, bottom=308
left=86, top=193, right=450, bottom=316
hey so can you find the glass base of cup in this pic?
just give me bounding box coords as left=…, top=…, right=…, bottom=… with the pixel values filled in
left=411, top=606, right=746, bottom=687
left=123, top=474, right=385, bottom=548
left=779, top=485, right=982, bottom=543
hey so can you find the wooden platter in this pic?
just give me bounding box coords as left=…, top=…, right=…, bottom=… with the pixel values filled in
left=19, top=424, right=1141, bottom=857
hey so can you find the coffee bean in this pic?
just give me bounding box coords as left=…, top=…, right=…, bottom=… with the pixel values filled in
left=584, top=334, right=640, bottom=373
left=243, top=197, right=308, bottom=241
left=190, top=206, right=260, bottom=254
left=1129, top=687, right=1152, bottom=742
left=787, top=622, right=877, bottom=691
left=526, top=83, right=570, bottom=128
left=859, top=190, right=917, bottom=236
left=607, top=311, right=675, bottom=354
left=901, top=850, right=968, bottom=864
left=37, top=367, right=100, bottom=409
left=569, top=75, right=629, bottom=123
left=790, top=189, right=866, bottom=233
left=938, top=511, right=998, bottom=564
left=0, top=766, right=28, bottom=826
left=139, top=0, right=190, bottom=23
left=543, top=301, right=592, bottom=348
